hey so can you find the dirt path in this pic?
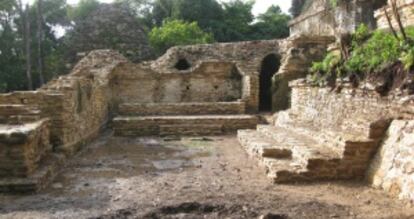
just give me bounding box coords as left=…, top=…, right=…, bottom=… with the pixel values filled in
left=0, top=133, right=413, bottom=219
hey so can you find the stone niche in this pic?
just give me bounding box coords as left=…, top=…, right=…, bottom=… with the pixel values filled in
left=112, top=61, right=243, bottom=104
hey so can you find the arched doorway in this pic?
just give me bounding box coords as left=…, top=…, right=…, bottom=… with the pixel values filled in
left=259, top=54, right=281, bottom=111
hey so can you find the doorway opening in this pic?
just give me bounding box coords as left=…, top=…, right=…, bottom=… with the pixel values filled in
left=259, top=54, right=281, bottom=111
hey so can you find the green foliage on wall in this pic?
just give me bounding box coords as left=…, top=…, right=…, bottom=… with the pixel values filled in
left=310, top=24, right=414, bottom=85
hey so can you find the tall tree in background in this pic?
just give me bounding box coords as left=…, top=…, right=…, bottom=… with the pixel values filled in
left=250, top=6, right=290, bottom=40
left=0, top=0, right=26, bottom=92
left=25, top=3, right=33, bottom=90
left=150, top=0, right=177, bottom=26
left=174, top=0, right=225, bottom=40
left=36, top=0, right=44, bottom=85
left=67, top=0, right=99, bottom=23
left=220, top=0, right=254, bottom=42
left=16, top=0, right=33, bottom=90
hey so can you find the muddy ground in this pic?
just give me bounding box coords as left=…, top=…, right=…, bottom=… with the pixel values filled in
left=0, top=132, right=414, bottom=219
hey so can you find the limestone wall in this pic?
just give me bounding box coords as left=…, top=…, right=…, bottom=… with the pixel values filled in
left=147, top=40, right=284, bottom=112
left=369, top=120, right=414, bottom=201
left=375, top=0, right=414, bottom=30
left=289, top=81, right=414, bottom=201
left=144, top=36, right=333, bottom=112
left=272, top=36, right=334, bottom=111
left=289, top=0, right=335, bottom=36
left=289, top=83, right=414, bottom=134
left=112, top=61, right=243, bottom=104
left=151, top=40, right=282, bottom=73
left=290, top=0, right=380, bottom=37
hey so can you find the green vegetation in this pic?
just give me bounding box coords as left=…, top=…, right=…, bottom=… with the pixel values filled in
left=149, top=20, right=214, bottom=53
left=310, top=24, right=414, bottom=85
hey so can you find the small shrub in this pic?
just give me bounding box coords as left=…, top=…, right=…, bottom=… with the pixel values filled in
left=345, top=29, right=401, bottom=74
left=149, top=19, right=214, bottom=54
left=310, top=52, right=341, bottom=84
left=309, top=26, right=414, bottom=85
left=353, top=24, right=371, bottom=44
left=401, top=46, right=414, bottom=70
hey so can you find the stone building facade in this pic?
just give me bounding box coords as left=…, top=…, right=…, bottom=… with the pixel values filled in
left=289, top=0, right=386, bottom=37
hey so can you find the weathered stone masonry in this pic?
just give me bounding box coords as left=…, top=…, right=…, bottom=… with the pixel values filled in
left=238, top=80, right=414, bottom=201
left=0, top=36, right=332, bottom=192
left=236, top=0, right=414, bottom=203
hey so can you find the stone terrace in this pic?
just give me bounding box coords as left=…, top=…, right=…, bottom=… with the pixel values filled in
left=237, top=80, right=414, bottom=201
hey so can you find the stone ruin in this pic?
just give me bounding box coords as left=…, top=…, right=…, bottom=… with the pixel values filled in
left=0, top=0, right=414, bottom=204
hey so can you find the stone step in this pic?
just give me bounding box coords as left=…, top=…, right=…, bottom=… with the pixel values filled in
left=113, top=115, right=258, bottom=137
left=237, top=130, right=292, bottom=159
left=276, top=111, right=386, bottom=144
left=0, top=104, right=42, bottom=124
left=238, top=123, right=385, bottom=183
left=0, top=153, right=65, bottom=193
left=0, top=104, right=40, bottom=116
left=118, top=102, right=246, bottom=116
left=256, top=125, right=342, bottom=162
left=159, top=124, right=223, bottom=136
left=263, top=158, right=308, bottom=183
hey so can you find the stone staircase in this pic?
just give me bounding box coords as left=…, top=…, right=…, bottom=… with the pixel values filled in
left=0, top=104, right=42, bottom=124
left=113, top=102, right=258, bottom=136
left=0, top=104, right=65, bottom=193
left=237, top=111, right=390, bottom=183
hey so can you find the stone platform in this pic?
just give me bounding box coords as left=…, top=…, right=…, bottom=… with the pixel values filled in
left=238, top=110, right=388, bottom=183
left=113, top=101, right=259, bottom=137
left=113, top=114, right=258, bottom=136
left=118, top=102, right=246, bottom=116
left=0, top=119, right=64, bottom=193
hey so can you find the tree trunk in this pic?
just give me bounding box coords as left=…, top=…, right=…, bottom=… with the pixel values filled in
left=25, top=4, right=33, bottom=90
left=383, top=7, right=400, bottom=41
left=390, top=0, right=408, bottom=42
left=37, top=0, right=45, bottom=86
left=17, top=0, right=33, bottom=91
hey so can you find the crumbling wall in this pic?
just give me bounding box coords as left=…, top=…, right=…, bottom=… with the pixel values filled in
left=139, top=37, right=333, bottom=113
left=288, top=81, right=414, bottom=201
left=289, top=0, right=335, bottom=36
left=150, top=41, right=277, bottom=113
left=271, top=36, right=334, bottom=111
left=0, top=50, right=127, bottom=154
